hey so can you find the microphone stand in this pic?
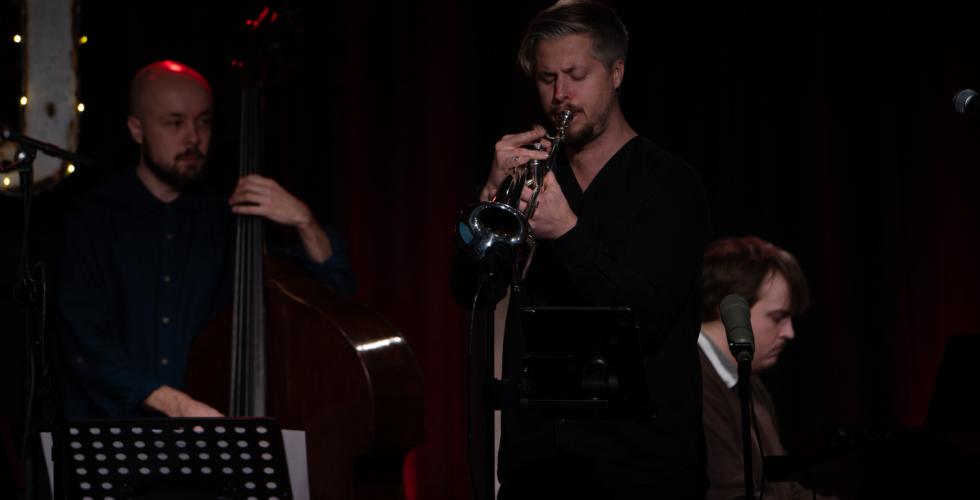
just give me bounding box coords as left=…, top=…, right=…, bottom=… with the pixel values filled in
left=1, top=128, right=90, bottom=500
left=736, top=353, right=754, bottom=500
left=5, top=141, right=45, bottom=500
left=463, top=250, right=510, bottom=500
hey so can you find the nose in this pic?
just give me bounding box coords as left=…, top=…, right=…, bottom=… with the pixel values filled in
left=781, top=320, right=796, bottom=340
left=553, top=77, right=569, bottom=104
left=185, top=122, right=201, bottom=146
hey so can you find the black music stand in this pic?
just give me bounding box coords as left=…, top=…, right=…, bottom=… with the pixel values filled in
left=58, top=418, right=292, bottom=500
left=510, top=307, right=650, bottom=417
left=927, top=334, right=980, bottom=427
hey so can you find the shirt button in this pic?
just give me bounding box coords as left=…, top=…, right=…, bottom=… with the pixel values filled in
left=162, top=275, right=172, bottom=283
left=160, top=358, right=169, bottom=366
left=161, top=316, right=171, bottom=325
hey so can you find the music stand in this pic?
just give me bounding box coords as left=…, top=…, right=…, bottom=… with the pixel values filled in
left=59, top=418, right=293, bottom=500
left=516, top=307, right=650, bottom=417
left=927, top=334, right=980, bottom=427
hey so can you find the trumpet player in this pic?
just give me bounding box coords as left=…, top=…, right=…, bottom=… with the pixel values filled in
left=461, top=1, right=712, bottom=498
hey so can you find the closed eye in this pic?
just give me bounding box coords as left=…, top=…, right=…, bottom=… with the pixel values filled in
left=769, top=312, right=791, bottom=322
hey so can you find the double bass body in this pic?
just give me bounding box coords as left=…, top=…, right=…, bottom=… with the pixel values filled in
left=185, top=257, right=424, bottom=500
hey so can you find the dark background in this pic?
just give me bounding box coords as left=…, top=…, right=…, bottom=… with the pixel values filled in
left=2, top=0, right=979, bottom=498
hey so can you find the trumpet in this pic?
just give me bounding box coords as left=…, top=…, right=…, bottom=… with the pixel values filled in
left=456, top=110, right=573, bottom=287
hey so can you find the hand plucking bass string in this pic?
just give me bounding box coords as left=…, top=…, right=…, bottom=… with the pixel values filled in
left=482, top=119, right=578, bottom=240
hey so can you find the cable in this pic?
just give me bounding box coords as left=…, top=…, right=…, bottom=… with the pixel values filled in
left=466, top=277, right=489, bottom=500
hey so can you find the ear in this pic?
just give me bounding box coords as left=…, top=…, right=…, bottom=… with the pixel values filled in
left=127, top=115, right=144, bottom=145
left=611, top=60, right=625, bottom=90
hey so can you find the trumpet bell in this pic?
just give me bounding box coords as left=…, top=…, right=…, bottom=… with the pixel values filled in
left=456, top=201, right=528, bottom=260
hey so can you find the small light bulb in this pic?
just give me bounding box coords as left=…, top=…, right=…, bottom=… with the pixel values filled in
left=67, top=164, right=76, bottom=174
left=13, top=34, right=22, bottom=44
left=77, top=102, right=86, bottom=113
left=2, top=177, right=10, bottom=187
left=79, top=35, right=88, bottom=45
left=19, top=96, right=28, bottom=106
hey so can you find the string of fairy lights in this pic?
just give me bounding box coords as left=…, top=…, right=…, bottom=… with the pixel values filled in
left=3, top=26, right=89, bottom=189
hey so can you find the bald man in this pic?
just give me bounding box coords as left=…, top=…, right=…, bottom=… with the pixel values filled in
left=57, top=60, right=354, bottom=418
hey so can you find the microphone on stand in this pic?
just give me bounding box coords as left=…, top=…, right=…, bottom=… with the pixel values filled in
left=0, top=124, right=95, bottom=171
left=720, top=294, right=754, bottom=364
left=720, top=293, right=757, bottom=500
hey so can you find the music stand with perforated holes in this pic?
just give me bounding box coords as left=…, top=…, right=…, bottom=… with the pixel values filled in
left=58, top=418, right=293, bottom=500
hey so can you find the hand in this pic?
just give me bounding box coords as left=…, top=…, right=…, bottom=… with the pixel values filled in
left=482, top=126, right=552, bottom=202
left=521, top=171, right=577, bottom=240
left=229, top=174, right=314, bottom=229
left=229, top=174, right=333, bottom=262
left=144, top=385, right=223, bottom=418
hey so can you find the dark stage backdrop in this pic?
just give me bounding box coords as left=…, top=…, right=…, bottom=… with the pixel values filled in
left=1, top=0, right=979, bottom=498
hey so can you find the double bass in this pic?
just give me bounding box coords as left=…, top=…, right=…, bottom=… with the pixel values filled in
left=184, top=8, right=424, bottom=500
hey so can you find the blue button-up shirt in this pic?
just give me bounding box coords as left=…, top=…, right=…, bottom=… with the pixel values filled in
left=58, top=169, right=354, bottom=418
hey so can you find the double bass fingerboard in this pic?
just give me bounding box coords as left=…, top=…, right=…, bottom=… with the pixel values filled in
left=229, top=85, right=267, bottom=417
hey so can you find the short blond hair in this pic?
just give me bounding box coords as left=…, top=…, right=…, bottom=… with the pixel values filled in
left=517, top=1, right=629, bottom=76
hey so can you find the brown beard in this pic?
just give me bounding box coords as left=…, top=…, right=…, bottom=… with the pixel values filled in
left=558, top=94, right=615, bottom=150
left=142, top=140, right=207, bottom=191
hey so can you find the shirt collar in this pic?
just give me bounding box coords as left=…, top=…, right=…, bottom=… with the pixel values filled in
left=698, top=331, right=739, bottom=389
left=122, top=167, right=214, bottom=214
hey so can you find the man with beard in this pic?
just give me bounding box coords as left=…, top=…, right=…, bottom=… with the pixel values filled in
left=453, top=1, right=710, bottom=498
left=57, top=60, right=353, bottom=418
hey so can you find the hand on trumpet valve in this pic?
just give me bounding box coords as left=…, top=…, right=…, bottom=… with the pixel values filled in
left=482, top=125, right=553, bottom=202
left=519, top=171, right=577, bottom=240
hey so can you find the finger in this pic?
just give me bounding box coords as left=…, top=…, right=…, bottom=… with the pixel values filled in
left=196, top=404, right=224, bottom=418
left=231, top=204, right=269, bottom=216
left=229, top=189, right=266, bottom=206
left=237, top=175, right=278, bottom=192
left=519, top=185, right=534, bottom=204
left=497, top=126, right=547, bottom=149
left=231, top=184, right=268, bottom=199
left=505, top=150, right=549, bottom=167
left=233, top=189, right=276, bottom=208
left=232, top=182, right=261, bottom=200
left=542, top=171, right=559, bottom=190
left=535, top=137, right=554, bottom=152
left=204, top=403, right=224, bottom=417
left=241, top=173, right=275, bottom=185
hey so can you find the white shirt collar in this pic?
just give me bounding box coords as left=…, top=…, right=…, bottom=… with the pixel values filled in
left=698, top=331, right=739, bottom=389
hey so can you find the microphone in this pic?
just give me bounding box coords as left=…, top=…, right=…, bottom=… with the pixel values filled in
left=720, top=294, right=754, bottom=364
left=0, top=124, right=95, bottom=169
left=953, top=89, right=980, bottom=119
